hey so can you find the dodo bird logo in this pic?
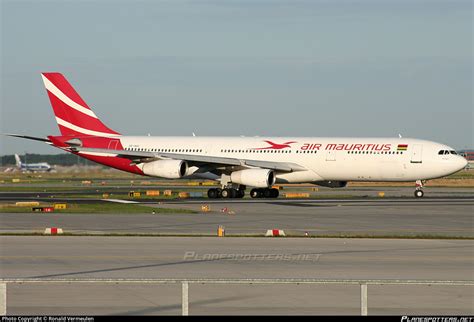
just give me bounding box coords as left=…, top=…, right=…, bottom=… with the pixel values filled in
left=253, top=140, right=297, bottom=150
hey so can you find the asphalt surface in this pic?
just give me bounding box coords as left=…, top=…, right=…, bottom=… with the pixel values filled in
left=1, top=198, right=473, bottom=237
left=1, top=186, right=473, bottom=201
left=1, top=236, right=473, bottom=315
left=1, top=187, right=473, bottom=314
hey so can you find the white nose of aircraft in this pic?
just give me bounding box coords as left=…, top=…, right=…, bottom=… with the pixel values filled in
left=453, top=155, right=468, bottom=172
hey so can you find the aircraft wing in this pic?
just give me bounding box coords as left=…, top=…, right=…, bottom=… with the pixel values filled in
left=70, top=147, right=306, bottom=172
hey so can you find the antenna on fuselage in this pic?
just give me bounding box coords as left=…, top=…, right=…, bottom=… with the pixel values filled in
left=398, top=133, right=402, bottom=138
left=192, top=132, right=196, bottom=137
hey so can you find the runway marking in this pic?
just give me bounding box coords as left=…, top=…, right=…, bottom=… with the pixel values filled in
left=1, top=197, right=473, bottom=207
left=156, top=198, right=474, bottom=206
left=102, top=199, right=139, bottom=204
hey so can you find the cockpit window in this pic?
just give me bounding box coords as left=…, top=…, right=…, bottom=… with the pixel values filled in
left=438, top=150, right=455, bottom=155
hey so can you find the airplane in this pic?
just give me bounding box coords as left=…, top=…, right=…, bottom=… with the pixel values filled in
left=14, top=154, right=52, bottom=172
left=5, top=73, right=468, bottom=198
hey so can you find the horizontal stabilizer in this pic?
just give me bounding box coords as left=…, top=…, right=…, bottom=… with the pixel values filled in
left=3, top=133, right=52, bottom=144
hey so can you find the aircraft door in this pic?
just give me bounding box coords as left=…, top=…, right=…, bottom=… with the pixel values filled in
left=326, top=150, right=336, bottom=161
left=410, top=144, right=423, bottom=163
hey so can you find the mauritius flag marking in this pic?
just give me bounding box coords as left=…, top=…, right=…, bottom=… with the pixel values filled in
left=397, top=144, right=408, bottom=151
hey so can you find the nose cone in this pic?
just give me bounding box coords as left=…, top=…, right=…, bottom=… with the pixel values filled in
left=454, top=156, right=468, bottom=172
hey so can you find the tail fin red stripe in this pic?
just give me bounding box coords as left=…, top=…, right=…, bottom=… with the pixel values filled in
left=56, top=121, right=120, bottom=137
left=47, top=92, right=119, bottom=134
left=41, top=72, right=120, bottom=137
left=57, top=124, right=84, bottom=137
left=42, top=73, right=90, bottom=110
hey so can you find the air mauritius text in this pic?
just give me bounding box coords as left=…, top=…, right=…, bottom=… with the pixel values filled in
left=301, top=143, right=392, bottom=151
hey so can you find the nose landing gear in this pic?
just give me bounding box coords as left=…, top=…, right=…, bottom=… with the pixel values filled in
left=414, top=189, right=424, bottom=198
left=414, top=180, right=425, bottom=198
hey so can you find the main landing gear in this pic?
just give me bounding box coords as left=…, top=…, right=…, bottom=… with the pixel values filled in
left=414, top=180, right=425, bottom=198
left=207, top=187, right=245, bottom=199
left=250, top=188, right=279, bottom=199
left=207, top=174, right=280, bottom=199
left=207, top=186, right=279, bottom=199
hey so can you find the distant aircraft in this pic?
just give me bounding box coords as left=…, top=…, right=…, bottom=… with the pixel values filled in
left=15, top=154, right=52, bottom=172
left=5, top=73, right=468, bottom=198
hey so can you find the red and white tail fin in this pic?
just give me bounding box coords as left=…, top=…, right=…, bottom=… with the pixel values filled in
left=41, top=73, right=120, bottom=137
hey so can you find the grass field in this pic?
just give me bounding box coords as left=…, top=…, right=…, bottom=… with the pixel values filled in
left=0, top=202, right=196, bottom=214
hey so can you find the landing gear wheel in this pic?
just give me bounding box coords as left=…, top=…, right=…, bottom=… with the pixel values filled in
left=250, top=188, right=261, bottom=198
left=207, top=188, right=218, bottom=199
left=237, top=190, right=245, bottom=198
left=414, top=190, right=424, bottom=198
left=263, top=188, right=279, bottom=198
left=250, top=188, right=279, bottom=198
left=271, top=188, right=279, bottom=198
left=263, top=188, right=273, bottom=198
left=221, top=188, right=232, bottom=198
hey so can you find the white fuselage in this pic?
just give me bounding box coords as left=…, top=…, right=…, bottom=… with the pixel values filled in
left=117, top=136, right=467, bottom=183
left=19, top=163, right=52, bottom=172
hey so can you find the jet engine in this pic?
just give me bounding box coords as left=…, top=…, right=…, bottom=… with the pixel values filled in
left=141, top=159, right=188, bottom=179
left=231, top=169, right=275, bottom=188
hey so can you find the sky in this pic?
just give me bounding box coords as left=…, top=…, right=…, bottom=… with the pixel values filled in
left=1, top=0, right=472, bottom=155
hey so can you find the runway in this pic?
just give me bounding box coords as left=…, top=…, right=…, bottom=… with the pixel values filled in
left=1, top=186, right=473, bottom=202
left=1, top=236, right=473, bottom=315
left=1, top=198, right=473, bottom=237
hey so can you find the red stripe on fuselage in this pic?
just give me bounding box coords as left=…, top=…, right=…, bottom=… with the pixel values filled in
left=77, top=153, right=144, bottom=175
left=49, top=135, right=143, bottom=175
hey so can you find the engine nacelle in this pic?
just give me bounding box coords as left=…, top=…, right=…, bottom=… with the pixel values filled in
left=231, top=169, right=276, bottom=188
left=141, top=159, right=188, bottom=179
left=313, top=180, right=347, bottom=188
